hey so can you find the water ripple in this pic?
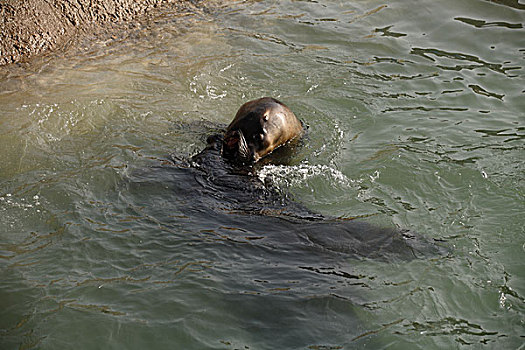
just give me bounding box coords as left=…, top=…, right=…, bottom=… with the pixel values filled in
left=0, top=0, right=523, bottom=348
left=454, top=17, right=523, bottom=29
left=410, top=47, right=519, bottom=76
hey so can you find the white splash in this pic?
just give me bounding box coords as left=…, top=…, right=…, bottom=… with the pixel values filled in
left=220, top=64, right=234, bottom=72
left=0, top=193, right=42, bottom=211
left=258, top=162, right=355, bottom=189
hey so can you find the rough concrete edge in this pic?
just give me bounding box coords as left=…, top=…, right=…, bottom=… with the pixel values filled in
left=0, top=0, right=217, bottom=67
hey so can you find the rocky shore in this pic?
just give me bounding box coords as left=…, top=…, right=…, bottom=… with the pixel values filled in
left=0, top=0, right=210, bottom=66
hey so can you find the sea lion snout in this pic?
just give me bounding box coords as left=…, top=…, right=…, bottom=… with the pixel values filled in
left=222, top=97, right=304, bottom=164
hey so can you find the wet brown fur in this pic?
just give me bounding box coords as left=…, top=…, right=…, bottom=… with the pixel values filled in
left=223, top=97, right=304, bottom=163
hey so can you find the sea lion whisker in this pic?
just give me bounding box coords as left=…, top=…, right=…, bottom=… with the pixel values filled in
left=237, top=129, right=250, bottom=160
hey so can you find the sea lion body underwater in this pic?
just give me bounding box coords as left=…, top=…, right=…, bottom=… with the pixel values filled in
left=181, top=97, right=447, bottom=260
left=222, top=97, right=304, bottom=163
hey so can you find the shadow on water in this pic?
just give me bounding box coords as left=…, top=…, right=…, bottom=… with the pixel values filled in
left=127, top=133, right=447, bottom=263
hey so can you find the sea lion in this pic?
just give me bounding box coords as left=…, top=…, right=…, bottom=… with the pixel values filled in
left=222, top=97, right=304, bottom=163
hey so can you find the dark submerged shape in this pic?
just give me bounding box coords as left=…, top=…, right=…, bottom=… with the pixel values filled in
left=223, top=97, right=304, bottom=164
left=159, top=134, right=447, bottom=261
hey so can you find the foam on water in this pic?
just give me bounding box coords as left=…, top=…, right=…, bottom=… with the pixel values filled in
left=258, top=161, right=358, bottom=189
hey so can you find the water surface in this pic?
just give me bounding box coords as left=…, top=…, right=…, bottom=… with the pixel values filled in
left=1, top=0, right=524, bottom=349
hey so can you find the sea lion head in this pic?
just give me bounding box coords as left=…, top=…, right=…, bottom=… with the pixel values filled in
left=223, top=97, right=304, bottom=164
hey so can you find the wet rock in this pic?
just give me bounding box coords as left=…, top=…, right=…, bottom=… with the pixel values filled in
left=0, top=0, right=210, bottom=66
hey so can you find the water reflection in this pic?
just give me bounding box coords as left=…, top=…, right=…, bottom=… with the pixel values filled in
left=455, top=16, right=523, bottom=29
left=374, top=25, right=407, bottom=38
left=410, top=47, right=518, bottom=75
left=483, top=0, right=525, bottom=10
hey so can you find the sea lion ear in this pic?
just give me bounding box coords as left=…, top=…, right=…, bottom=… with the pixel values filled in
left=263, top=110, right=270, bottom=122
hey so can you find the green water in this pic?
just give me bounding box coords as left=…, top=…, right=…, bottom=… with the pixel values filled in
left=1, top=0, right=524, bottom=349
